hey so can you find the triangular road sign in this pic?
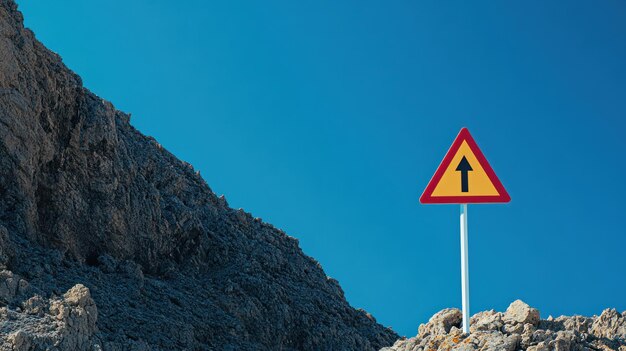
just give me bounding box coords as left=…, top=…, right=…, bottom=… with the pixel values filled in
left=420, top=128, right=510, bottom=204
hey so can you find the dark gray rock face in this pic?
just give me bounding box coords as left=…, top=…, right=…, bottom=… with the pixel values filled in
left=381, top=300, right=626, bottom=351
left=0, top=1, right=398, bottom=349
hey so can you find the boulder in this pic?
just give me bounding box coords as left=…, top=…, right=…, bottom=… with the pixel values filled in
left=470, top=310, right=504, bottom=332
left=591, top=308, right=626, bottom=340
left=1, top=284, right=100, bottom=351
left=504, top=300, right=540, bottom=326
left=418, top=308, right=463, bottom=336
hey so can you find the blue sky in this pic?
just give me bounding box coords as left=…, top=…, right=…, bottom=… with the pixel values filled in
left=16, top=0, right=626, bottom=337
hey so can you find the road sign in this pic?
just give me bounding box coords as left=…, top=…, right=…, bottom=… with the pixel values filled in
left=420, top=127, right=510, bottom=204
left=419, top=127, right=510, bottom=334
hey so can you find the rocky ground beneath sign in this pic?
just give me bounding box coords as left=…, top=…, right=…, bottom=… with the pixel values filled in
left=381, top=300, right=626, bottom=351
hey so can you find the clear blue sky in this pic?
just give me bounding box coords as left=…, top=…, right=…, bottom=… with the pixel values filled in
left=17, top=0, right=626, bottom=337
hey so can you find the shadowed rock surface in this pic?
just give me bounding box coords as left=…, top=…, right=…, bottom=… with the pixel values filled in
left=0, top=1, right=397, bottom=349
left=381, top=300, right=626, bottom=351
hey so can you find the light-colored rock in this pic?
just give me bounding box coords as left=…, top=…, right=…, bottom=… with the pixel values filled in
left=418, top=308, right=463, bottom=336
left=504, top=300, right=540, bottom=326
left=591, top=309, right=626, bottom=340
left=479, top=333, right=519, bottom=351
left=6, top=332, right=31, bottom=351
left=470, top=310, right=504, bottom=332
left=520, top=323, right=536, bottom=349
left=527, top=342, right=549, bottom=351
left=1, top=283, right=99, bottom=351
left=558, top=315, right=593, bottom=334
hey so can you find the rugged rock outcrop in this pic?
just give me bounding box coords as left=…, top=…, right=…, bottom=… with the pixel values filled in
left=0, top=1, right=397, bottom=349
left=1, top=279, right=98, bottom=351
left=381, top=300, right=626, bottom=351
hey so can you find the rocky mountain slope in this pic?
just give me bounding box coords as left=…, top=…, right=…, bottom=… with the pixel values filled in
left=382, top=300, right=626, bottom=351
left=0, top=1, right=398, bottom=349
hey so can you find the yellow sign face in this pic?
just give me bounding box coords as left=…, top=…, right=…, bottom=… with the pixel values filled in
left=420, top=128, right=510, bottom=204
left=431, top=141, right=499, bottom=197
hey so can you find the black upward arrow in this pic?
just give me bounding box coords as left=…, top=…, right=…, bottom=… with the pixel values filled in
left=455, top=156, right=473, bottom=193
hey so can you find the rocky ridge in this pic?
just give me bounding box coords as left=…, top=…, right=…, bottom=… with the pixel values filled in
left=382, top=300, right=626, bottom=351
left=0, top=0, right=397, bottom=349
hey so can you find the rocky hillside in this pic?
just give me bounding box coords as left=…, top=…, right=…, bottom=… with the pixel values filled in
left=382, top=300, right=626, bottom=351
left=0, top=1, right=397, bottom=350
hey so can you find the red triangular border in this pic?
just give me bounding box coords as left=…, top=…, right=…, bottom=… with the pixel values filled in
left=420, top=128, right=510, bottom=204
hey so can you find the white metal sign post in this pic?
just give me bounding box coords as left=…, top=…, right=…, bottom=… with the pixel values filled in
left=420, top=128, right=510, bottom=334
left=460, top=204, right=470, bottom=333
